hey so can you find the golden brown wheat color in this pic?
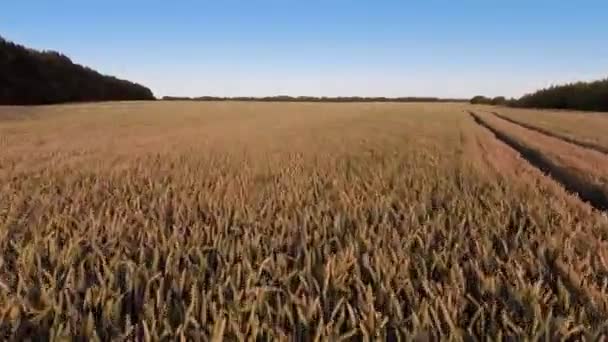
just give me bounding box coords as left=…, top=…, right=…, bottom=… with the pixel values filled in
left=1, top=102, right=607, bottom=340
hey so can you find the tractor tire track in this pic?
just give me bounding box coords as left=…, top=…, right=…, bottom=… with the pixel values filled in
left=467, top=111, right=608, bottom=212
left=489, top=111, right=608, bottom=155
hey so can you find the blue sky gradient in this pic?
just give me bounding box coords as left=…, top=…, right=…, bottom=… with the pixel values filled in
left=2, top=1, right=607, bottom=98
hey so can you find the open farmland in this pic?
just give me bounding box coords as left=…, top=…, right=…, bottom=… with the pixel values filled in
left=1, top=102, right=608, bottom=340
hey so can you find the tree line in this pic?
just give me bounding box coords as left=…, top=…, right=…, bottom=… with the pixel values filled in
left=162, top=95, right=468, bottom=103
left=514, top=78, right=608, bottom=112
left=0, top=36, right=155, bottom=105
left=471, top=77, right=608, bottom=112
left=6, top=34, right=604, bottom=110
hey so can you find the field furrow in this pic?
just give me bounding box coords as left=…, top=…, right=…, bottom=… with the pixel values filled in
left=489, top=110, right=608, bottom=155
left=489, top=107, right=608, bottom=150
left=469, top=110, right=608, bottom=212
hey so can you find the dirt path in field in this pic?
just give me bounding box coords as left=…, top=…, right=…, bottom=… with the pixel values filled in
left=468, top=110, right=608, bottom=212
left=488, top=110, right=608, bottom=155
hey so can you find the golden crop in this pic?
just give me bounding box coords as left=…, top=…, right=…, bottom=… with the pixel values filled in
left=0, top=102, right=607, bottom=340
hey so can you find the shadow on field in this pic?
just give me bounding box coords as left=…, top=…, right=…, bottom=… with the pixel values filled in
left=489, top=111, right=608, bottom=155
left=468, top=110, right=608, bottom=212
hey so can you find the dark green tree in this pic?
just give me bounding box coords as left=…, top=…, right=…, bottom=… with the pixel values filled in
left=513, top=78, right=608, bottom=112
left=0, top=36, right=155, bottom=105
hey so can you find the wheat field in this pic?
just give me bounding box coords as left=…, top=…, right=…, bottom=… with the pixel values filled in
left=1, top=102, right=607, bottom=340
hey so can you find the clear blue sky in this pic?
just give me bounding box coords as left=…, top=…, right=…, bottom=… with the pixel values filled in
left=2, top=1, right=607, bottom=98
